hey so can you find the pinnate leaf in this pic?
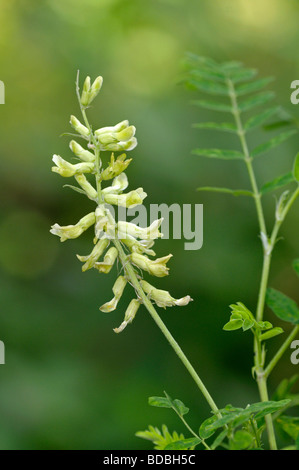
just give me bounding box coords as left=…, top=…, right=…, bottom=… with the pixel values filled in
left=266, top=288, right=299, bottom=324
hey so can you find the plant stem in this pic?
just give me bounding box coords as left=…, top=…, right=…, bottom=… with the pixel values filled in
left=113, top=237, right=220, bottom=417
left=265, top=325, right=299, bottom=378
left=227, top=78, right=278, bottom=449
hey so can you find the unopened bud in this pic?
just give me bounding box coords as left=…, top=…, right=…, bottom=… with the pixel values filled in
left=80, top=76, right=91, bottom=107
left=70, top=115, right=90, bottom=137
left=70, top=140, right=95, bottom=162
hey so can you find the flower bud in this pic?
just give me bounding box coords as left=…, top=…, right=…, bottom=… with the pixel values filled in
left=101, top=153, right=132, bottom=181
left=50, top=212, right=96, bottom=242
left=69, top=140, right=95, bottom=162
left=113, top=299, right=140, bottom=334
left=74, top=175, right=98, bottom=200
left=95, top=121, right=129, bottom=137
left=104, top=188, right=147, bottom=208
left=77, top=238, right=109, bottom=271
left=140, top=280, right=192, bottom=308
left=52, top=155, right=94, bottom=177
left=94, top=247, right=118, bottom=273
left=130, top=253, right=172, bottom=277
left=100, top=275, right=127, bottom=312
left=115, top=126, right=136, bottom=142
left=80, top=76, right=91, bottom=107
left=70, top=115, right=90, bottom=137
left=89, top=76, right=103, bottom=102
left=117, top=219, right=163, bottom=240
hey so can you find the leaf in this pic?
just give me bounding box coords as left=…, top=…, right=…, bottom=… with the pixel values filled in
left=136, top=425, right=185, bottom=450
left=260, top=172, right=294, bottom=195
left=244, top=107, right=280, bottom=131
left=163, top=391, right=189, bottom=416
left=148, top=396, right=172, bottom=409
left=223, top=319, right=243, bottom=331
left=266, top=288, right=299, bottom=325
left=236, top=77, right=274, bottom=96
left=276, top=416, right=299, bottom=440
left=197, top=187, right=254, bottom=197
left=293, top=259, right=299, bottom=278
left=164, top=437, right=201, bottom=450
left=273, top=375, right=299, bottom=400
left=230, top=430, right=254, bottom=450
left=192, top=148, right=244, bottom=160
left=238, top=92, right=275, bottom=112
left=188, top=79, right=229, bottom=96
left=259, top=327, right=284, bottom=341
left=242, top=319, right=255, bottom=332
left=251, top=130, right=297, bottom=158
left=192, top=122, right=237, bottom=133
left=293, top=152, right=299, bottom=182
left=191, top=99, right=232, bottom=113
left=226, top=68, right=258, bottom=84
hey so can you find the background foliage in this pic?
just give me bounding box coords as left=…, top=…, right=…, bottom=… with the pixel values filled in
left=0, top=0, right=299, bottom=449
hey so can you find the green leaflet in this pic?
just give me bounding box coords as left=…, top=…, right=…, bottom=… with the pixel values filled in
left=266, top=288, right=299, bottom=325
left=293, top=152, right=299, bottom=182
left=235, top=77, right=274, bottom=97
left=136, top=425, right=185, bottom=450
left=149, top=393, right=189, bottom=416
left=191, top=99, right=232, bottom=113
left=238, top=91, right=275, bottom=112
left=192, top=121, right=237, bottom=133
left=164, top=437, right=201, bottom=450
left=229, top=430, right=254, bottom=450
left=251, top=130, right=297, bottom=158
left=197, top=186, right=254, bottom=197
left=244, top=106, right=279, bottom=131
left=199, top=400, right=290, bottom=440
left=276, top=416, right=299, bottom=441
left=259, top=327, right=284, bottom=341
left=225, top=67, right=258, bottom=84
left=260, top=172, right=294, bottom=195
left=187, top=79, right=228, bottom=96
left=192, top=148, right=244, bottom=160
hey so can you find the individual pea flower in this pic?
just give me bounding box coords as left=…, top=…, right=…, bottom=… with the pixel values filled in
left=50, top=212, right=96, bottom=242
left=95, top=204, right=116, bottom=240
left=140, top=280, right=193, bottom=308
left=52, top=154, right=94, bottom=177
left=80, top=76, right=103, bottom=107
left=100, top=275, right=127, bottom=313
left=104, top=188, right=147, bottom=208
left=102, top=173, right=129, bottom=194
left=74, top=174, right=98, bottom=201
left=117, top=219, right=163, bottom=241
left=70, top=115, right=90, bottom=137
left=101, top=153, right=132, bottom=181
left=95, top=120, right=137, bottom=152
left=113, top=299, right=141, bottom=334
left=76, top=238, right=109, bottom=271
left=69, top=140, right=95, bottom=162
left=130, top=253, right=172, bottom=277
left=121, top=237, right=156, bottom=256
left=94, top=247, right=118, bottom=273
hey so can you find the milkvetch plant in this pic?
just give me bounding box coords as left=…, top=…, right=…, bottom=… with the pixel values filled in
left=50, top=72, right=220, bottom=427
left=137, top=55, right=299, bottom=451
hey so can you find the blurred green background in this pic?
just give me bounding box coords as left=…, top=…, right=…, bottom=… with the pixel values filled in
left=0, top=0, right=299, bottom=450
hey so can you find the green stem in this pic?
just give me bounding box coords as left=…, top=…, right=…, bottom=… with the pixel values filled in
left=227, top=78, right=277, bottom=449
left=114, top=237, right=220, bottom=417
left=265, top=325, right=299, bottom=378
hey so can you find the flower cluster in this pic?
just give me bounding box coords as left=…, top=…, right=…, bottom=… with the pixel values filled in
left=50, top=73, right=192, bottom=333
